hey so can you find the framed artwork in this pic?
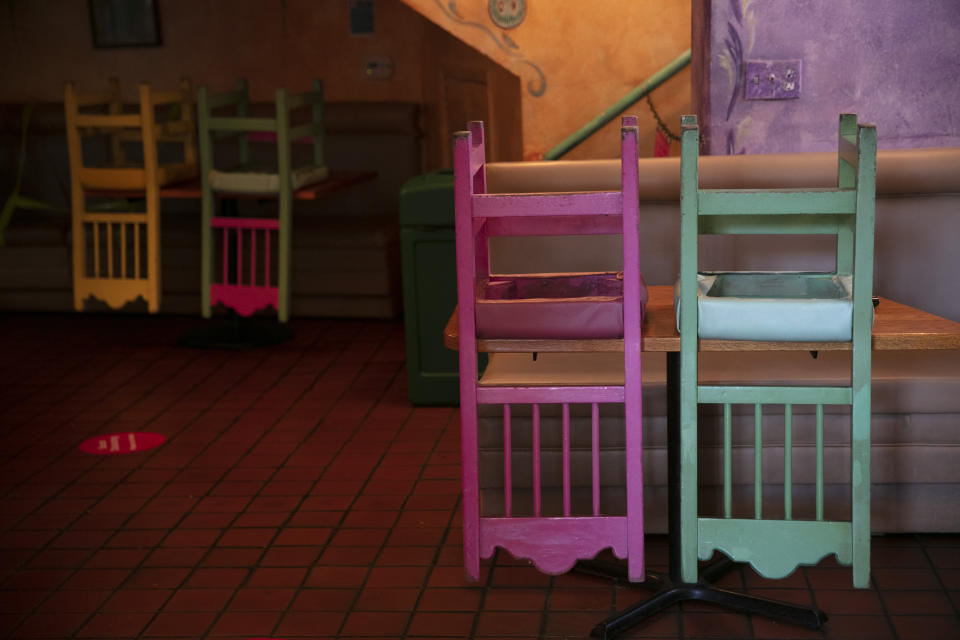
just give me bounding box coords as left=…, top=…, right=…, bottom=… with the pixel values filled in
left=89, top=0, right=162, bottom=48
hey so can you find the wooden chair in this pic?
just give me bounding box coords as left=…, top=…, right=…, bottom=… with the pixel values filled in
left=64, top=78, right=197, bottom=312
left=455, top=118, right=647, bottom=582
left=677, top=114, right=877, bottom=587
left=198, top=78, right=327, bottom=323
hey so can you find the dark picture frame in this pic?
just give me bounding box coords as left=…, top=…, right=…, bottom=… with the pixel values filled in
left=89, top=0, right=162, bottom=48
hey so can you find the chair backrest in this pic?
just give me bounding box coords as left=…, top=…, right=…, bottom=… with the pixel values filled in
left=197, top=78, right=325, bottom=186
left=453, top=117, right=646, bottom=582
left=64, top=78, right=197, bottom=190
left=677, top=114, right=878, bottom=587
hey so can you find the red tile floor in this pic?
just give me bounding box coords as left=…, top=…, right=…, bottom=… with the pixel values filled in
left=0, top=313, right=958, bottom=639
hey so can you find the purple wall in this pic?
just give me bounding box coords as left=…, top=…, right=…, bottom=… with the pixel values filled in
left=707, top=0, right=960, bottom=154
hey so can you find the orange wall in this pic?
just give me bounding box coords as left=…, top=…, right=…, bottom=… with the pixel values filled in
left=0, top=0, right=689, bottom=160
left=403, top=0, right=691, bottom=159
left=0, top=0, right=429, bottom=102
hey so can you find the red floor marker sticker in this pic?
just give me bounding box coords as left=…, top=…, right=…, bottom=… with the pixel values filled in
left=78, top=432, right=166, bottom=455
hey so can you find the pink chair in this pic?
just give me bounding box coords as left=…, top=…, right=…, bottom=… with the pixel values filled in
left=454, top=117, right=647, bottom=582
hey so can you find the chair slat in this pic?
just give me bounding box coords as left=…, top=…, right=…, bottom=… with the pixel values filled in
left=532, top=403, right=541, bottom=517
left=784, top=404, right=793, bottom=520
left=503, top=404, right=512, bottom=518
left=754, top=404, right=762, bottom=519
left=474, top=191, right=622, bottom=218
left=698, top=385, right=852, bottom=405
left=698, top=189, right=857, bottom=215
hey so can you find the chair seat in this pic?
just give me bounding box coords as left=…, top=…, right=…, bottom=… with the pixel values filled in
left=79, top=162, right=198, bottom=191
left=209, top=163, right=329, bottom=194
left=676, top=271, right=854, bottom=341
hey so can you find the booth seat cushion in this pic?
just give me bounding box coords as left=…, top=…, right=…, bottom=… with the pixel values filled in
left=209, top=163, right=329, bottom=194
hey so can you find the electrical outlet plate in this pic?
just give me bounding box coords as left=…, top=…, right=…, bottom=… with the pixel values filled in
left=745, top=59, right=802, bottom=100
left=364, top=56, right=394, bottom=80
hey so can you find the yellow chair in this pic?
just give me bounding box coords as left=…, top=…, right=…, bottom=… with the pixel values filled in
left=64, top=78, right=198, bottom=312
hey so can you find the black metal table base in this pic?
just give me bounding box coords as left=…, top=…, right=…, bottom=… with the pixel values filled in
left=178, top=315, right=292, bottom=350
left=579, top=352, right=828, bottom=639
left=579, top=557, right=826, bottom=640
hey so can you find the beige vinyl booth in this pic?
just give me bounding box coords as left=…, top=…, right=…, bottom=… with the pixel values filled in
left=476, top=147, right=960, bottom=534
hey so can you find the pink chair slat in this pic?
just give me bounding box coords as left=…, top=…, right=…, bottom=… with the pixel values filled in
left=211, top=217, right=280, bottom=230
left=250, top=229, right=257, bottom=286
left=562, top=403, right=571, bottom=517
left=476, top=386, right=625, bottom=404
left=454, top=117, right=647, bottom=582
left=592, top=402, right=601, bottom=516
left=236, top=226, right=243, bottom=285
left=473, top=192, right=622, bottom=218
left=503, top=404, right=512, bottom=517
left=532, top=403, right=542, bottom=517
left=486, top=214, right=624, bottom=237
left=479, top=517, right=629, bottom=576
left=221, top=228, right=228, bottom=285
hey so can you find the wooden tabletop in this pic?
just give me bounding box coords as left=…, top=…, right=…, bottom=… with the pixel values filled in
left=86, top=170, right=377, bottom=201
left=443, top=285, right=960, bottom=353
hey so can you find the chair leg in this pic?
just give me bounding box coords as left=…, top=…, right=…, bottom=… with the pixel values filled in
left=460, top=396, right=480, bottom=581
left=146, top=190, right=160, bottom=314
left=852, top=392, right=871, bottom=588
left=277, top=192, right=291, bottom=323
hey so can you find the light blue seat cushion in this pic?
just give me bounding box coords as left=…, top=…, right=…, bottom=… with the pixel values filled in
left=675, top=272, right=857, bottom=341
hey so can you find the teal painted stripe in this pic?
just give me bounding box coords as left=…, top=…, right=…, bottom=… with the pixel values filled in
left=754, top=403, right=762, bottom=519
left=698, top=189, right=857, bottom=216
left=698, top=213, right=847, bottom=235
left=816, top=404, right=825, bottom=520
left=723, top=403, right=732, bottom=518
left=698, top=517, right=853, bottom=579
left=698, top=386, right=852, bottom=405
left=784, top=404, right=793, bottom=520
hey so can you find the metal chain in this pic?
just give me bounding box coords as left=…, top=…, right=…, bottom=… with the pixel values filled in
left=645, top=94, right=681, bottom=143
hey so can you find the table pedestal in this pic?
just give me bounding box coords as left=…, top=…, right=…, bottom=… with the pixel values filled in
left=178, top=313, right=292, bottom=350
left=582, top=352, right=827, bottom=639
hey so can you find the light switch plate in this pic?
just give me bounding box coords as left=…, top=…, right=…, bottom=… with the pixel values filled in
left=364, top=56, right=394, bottom=80
left=745, top=59, right=802, bottom=100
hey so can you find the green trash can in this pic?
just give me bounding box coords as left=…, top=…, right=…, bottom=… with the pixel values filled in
left=399, top=170, right=464, bottom=406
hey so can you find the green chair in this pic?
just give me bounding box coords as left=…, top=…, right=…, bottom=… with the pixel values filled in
left=198, top=78, right=327, bottom=322
left=677, top=114, right=877, bottom=588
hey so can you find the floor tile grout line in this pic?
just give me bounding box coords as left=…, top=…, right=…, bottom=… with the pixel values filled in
left=155, top=337, right=371, bottom=639
left=918, top=533, right=960, bottom=622
left=398, top=404, right=463, bottom=639
left=285, top=365, right=411, bottom=637
left=281, top=341, right=423, bottom=637
left=42, top=340, right=316, bottom=640
left=0, top=347, right=182, bottom=495
left=67, top=347, right=277, bottom=640
left=2, top=347, right=227, bottom=640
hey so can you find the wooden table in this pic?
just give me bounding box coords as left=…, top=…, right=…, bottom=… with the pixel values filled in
left=445, top=285, right=960, bottom=637
left=445, top=285, right=960, bottom=354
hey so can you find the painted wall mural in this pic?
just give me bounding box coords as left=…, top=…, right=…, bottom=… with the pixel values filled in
left=405, top=0, right=693, bottom=160
left=433, top=0, right=546, bottom=97
left=709, top=0, right=960, bottom=154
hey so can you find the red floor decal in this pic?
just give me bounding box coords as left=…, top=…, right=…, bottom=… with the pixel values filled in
left=78, top=432, right=166, bottom=455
